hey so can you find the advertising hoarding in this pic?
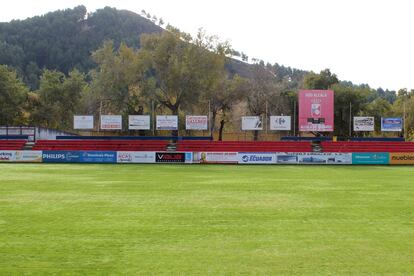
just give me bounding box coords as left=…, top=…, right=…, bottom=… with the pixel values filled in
left=42, top=151, right=116, bottom=163
left=296, top=152, right=352, bottom=164
left=74, top=115, right=94, bottom=129
left=0, top=151, right=42, bottom=162
left=352, top=153, right=389, bottom=165
left=241, top=116, right=263, bottom=130
left=353, top=117, right=375, bottom=131
left=186, top=115, right=208, bottom=130
left=197, top=152, right=238, bottom=164
left=100, top=115, right=122, bottom=130
left=128, top=115, right=150, bottom=130
left=299, top=90, right=334, bottom=132
left=270, top=116, right=291, bottom=131
left=117, top=151, right=155, bottom=163
left=156, top=115, right=178, bottom=130
left=238, top=153, right=276, bottom=164
left=155, top=152, right=185, bottom=163
left=389, top=153, right=414, bottom=165
left=381, top=117, right=403, bottom=132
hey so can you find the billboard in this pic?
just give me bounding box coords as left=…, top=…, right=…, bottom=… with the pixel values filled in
left=197, top=152, right=238, bottom=164
left=156, top=115, right=178, bottom=130
left=296, top=152, right=352, bottom=164
left=381, top=117, right=403, bottom=132
left=352, top=153, right=389, bottom=165
left=186, top=115, right=208, bottom=130
left=238, top=153, right=276, bottom=164
left=100, top=115, right=122, bottom=130
left=276, top=153, right=299, bottom=164
left=242, top=116, right=263, bottom=130
left=0, top=151, right=42, bottom=162
left=155, top=152, right=185, bottom=163
left=74, top=115, right=94, bottom=129
left=117, top=151, right=155, bottom=163
left=353, top=117, right=375, bottom=131
left=128, top=115, right=150, bottom=130
left=389, top=153, right=414, bottom=165
left=270, top=116, right=291, bottom=131
left=299, top=90, right=334, bottom=132
left=42, top=151, right=116, bottom=163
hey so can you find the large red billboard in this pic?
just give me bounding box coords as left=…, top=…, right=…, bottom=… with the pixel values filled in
left=299, top=90, right=334, bottom=132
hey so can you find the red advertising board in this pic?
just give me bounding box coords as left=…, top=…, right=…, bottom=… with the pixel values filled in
left=299, top=90, right=334, bottom=132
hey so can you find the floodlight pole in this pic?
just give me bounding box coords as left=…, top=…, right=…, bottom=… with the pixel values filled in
left=208, top=100, right=212, bottom=138
left=293, top=100, right=296, bottom=136
left=152, top=101, right=155, bottom=136
left=403, top=99, right=407, bottom=140
left=265, top=100, right=268, bottom=134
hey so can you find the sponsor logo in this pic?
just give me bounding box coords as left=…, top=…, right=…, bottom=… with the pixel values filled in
left=390, top=153, right=414, bottom=165
left=156, top=152, right=185, bottom=163
left=238, top=153, right=275, bottom=164
left=0, top=152, right=13, bottom=161
left=43, top=153, right=65, bottom=160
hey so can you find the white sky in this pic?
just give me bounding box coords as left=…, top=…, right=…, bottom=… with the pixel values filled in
left=1, top=0, right=413, bottom=91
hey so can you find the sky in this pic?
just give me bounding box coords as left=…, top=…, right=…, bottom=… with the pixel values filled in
left=1, top=0, right=413, bottom=91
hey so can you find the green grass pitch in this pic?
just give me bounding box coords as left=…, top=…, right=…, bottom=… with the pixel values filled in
left=1, top=164, right=414, bottom=274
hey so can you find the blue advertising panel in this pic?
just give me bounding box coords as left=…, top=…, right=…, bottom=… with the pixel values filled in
left=381, top=117, right=403, bottom=132
left=42, top=151, right=116, bottom=163
left=352, top=153, right=389, bottom=165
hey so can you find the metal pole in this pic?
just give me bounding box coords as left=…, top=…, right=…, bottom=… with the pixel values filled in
left=293, top=100, right=296, bottom=136
left=152, top=101, right=155, bottom=136
left=403, top=99, right=407, bottom=140
left=265, top=100, right=268, bottom=134
left=208, top=100, right=211, bottom=138
left=98, top=100, right=102, bottom=133
left=349, top=102, right=352, bottom=137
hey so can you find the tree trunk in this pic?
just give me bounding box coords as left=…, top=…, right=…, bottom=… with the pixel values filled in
left=210, top=111, right=217, bottom=139
left=218, top=119, right=225, bottom=141
left=253, top=130, right=259, bottom=141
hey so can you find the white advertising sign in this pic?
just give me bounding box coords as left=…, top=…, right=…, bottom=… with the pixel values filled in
left=128, top=115, right=150, bottom=130
left=353, top=117, right=374, bottom=131
left=100, top=115, right=122, bottom=130
left=242, top=116, right=263, bottom=130
left=197, top=152, right=238, bottom=164
left=117, top=151, right=155, bottom=163
left=186, top=115, right=208, bottom=130
left=270, top=116, right=291, bottom=130
left=156, top=115, right=178, bottom=130
left=296, top=152, right=352, bottom=164
left=0, top=151, right=42, bottom=162
left=74, top=115, right=94, bottom=129
left=238, top=153, right=276, bottom=164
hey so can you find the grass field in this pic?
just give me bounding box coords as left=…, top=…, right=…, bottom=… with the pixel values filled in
left=1, top=164, right=414, bottom=275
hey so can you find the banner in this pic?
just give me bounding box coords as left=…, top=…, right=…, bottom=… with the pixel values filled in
left=156, top=115, right=178, bottom=130
left=381, top=117, right=403, bottom=132
left=128, top=115, right=150, bottom=130
left=352, top=153, right=389, bottom=165
left=270, top=116, right=291, bottom=131
left=353, top=117, right=374, bottom=131
left=276, top=153, right=299, bottom=164
left=186, top=115, right=208, bottom=130
left=117, top=151, right=155, bottom=163
left=197, top=152, right=238, bottom=164
left=389, top=153, right=414, bottom=165
left=238, top=153, right=276, bottom=164
left=299, top=90, right=334, bottom=132
left=100, top=115, right=122, bottom=130
left=242, top=116, right=263, bottom=130
left=74, top=115, right=94, bottom=129
left=296, top=152, right=352, bottom=164
left=155, top=152, right=185, bottom=163
left=0, top=151, right=42, bottom=162
left=42, top=151, right=116, bottom=163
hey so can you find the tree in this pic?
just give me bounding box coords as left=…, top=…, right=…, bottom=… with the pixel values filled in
left=30, top=69, right=87, bottom=130
left=0, top=65, right=28, bottom=125
left=138, top=28, right=229, bottom=135
left=303, top=69, right=339, bottom=90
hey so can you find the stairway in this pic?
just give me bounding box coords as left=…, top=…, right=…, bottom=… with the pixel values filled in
left=23, top=141, right=35, bottom=150
left=311, top=141, right=322, bottom=152
left=166, top=142, right=177, bottom=152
